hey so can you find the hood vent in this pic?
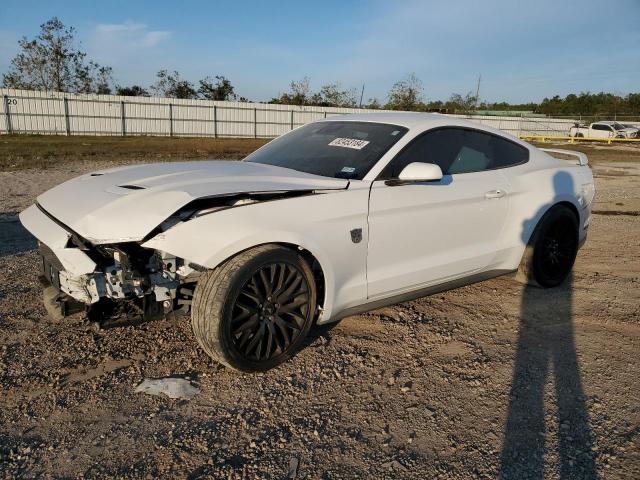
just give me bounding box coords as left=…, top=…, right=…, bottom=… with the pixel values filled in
left=118, top=184, right=146, bottom=190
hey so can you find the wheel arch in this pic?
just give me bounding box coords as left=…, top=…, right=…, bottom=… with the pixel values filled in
left=196, top=240, right=330, bottom=322
left=522, top=200, right=580, bottom=247
left=516, top=200, right=581, bottom=287
left=555, top=200, right=580, bottom=224
left=264, top=241, right=327, bottom=318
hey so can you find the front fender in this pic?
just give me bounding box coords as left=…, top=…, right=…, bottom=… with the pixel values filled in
left=142, top=188, right=370, bottom=322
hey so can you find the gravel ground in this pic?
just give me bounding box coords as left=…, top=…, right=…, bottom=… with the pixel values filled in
left=0, top=150, right=638, bottom=479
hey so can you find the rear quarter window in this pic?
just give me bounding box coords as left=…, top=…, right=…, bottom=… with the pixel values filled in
left=489, top=134, right=530, bottom=169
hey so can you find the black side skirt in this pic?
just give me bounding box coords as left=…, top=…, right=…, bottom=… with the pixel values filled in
left=329, top=269, right=515, bottom=323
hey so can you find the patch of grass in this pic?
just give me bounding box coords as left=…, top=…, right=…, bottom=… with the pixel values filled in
left=0, top=135, right=270, bottom=170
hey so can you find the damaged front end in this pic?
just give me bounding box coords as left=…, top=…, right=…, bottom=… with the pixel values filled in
left=21, top=201, right=202, bottom=324
left=38, top=237, right=193, bottom=324
left=22, top=190, right=316, bottom=324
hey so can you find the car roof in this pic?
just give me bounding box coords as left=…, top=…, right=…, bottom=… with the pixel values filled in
left=319, top=111, right=460, bottom=129
left=317, top=111, right=526, bottom=143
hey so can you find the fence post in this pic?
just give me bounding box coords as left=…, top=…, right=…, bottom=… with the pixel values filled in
left=518, top=112, right=523, bottom=137
left=324, top=111, right=327, bottom=119
left=120, top=101, right=126, bottom=136
left=63, top=97, right=71, bottom=136
left=168, top=103, right=173, bottom=137
left=290, top=110, right=294, bottom=131
left=254, top=107, right=257, bottom=138
left=3, top=95, right=11, bottom=134
left=213, top=105, right=217, bottom=138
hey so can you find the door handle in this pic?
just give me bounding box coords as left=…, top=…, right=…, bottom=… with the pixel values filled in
left=485, top=189, right=505, bottom=199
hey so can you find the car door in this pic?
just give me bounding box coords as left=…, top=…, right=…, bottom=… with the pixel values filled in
left=591, top=124, right=612, bottom=139
left=366, top=127, right=526, bottom=299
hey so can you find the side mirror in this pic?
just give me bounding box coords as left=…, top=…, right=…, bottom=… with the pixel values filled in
left=396, top=162, right=443, bottom=182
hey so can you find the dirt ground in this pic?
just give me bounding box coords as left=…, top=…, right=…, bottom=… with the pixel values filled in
left=0, top=141, right=638, bottom=479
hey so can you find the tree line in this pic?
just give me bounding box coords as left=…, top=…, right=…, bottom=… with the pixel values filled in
left=3, top=18, right=639, bottom=116
left=1, top=18, right=245, bottom=102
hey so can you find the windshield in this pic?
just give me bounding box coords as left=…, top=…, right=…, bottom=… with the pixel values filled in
left=245, top=121, right=408, bottom=180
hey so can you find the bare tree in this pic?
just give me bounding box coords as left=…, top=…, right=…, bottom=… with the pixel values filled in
left=83, top=64, right=113, bottom=94
left=150, top=70, right=197, bottom=99
left=115, top=85, right=150, bottom=97
left=386, top=73, right=424, bottom=111
left=271, top=78, right=360, bottom=107
left=447, top=91, right=478, bottom=114
left=315, top=83, right=357, bottom=107
left=2, top=17, right=113, bottom=93
left=270, top=77, right=312, bottom=105
left=198, top=75, right=237, bottom=101
left=365, top=98, right=382, bottom=109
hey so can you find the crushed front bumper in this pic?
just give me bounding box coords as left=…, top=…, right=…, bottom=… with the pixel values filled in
left=20, top=204, right=183, bottom=309
left=37, top=242, right=102, bottom=304
left=21, top=205, right=101, bottom=303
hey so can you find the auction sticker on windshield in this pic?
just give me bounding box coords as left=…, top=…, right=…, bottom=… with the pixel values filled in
left=328, top=138, right=370, bottom=150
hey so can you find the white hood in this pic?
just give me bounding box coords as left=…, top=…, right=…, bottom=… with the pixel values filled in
left=36, top=160, right=348, bottom=244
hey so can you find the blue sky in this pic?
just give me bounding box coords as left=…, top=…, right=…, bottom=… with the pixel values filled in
left=1, top=0, right=638, bottom=104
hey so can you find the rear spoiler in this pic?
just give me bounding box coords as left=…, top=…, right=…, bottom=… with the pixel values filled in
left=540, top=148, right=588, bottom=166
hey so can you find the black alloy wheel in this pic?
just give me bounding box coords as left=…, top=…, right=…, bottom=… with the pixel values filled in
left=191, top=244, right=317, bottom=371
left=530, top=205, right=579, bottom=287
left=229, top=261, right=311, bottom=361
left=534, top=216, right=578, bottom=285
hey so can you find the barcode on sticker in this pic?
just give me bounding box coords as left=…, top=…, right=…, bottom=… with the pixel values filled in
left=328, top=138, right=370, bottom=150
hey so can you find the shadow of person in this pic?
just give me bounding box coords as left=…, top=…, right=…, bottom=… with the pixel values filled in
left=499, top=172, right=597, bottom=479
left=0, top=213, right=37, bottom=257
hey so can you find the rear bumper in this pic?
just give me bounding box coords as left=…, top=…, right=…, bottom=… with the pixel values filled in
left=579, top=209, right=591, bottom=248
left=578, top=232, right=588, bottom=250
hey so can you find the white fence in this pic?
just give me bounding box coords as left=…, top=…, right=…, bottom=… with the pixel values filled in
left=0, top=88, right=578, bottom=138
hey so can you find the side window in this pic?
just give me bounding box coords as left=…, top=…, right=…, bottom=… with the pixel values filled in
left=380, top=128, right=528, bottom=178
left=489, top=133, right=530, bottom=169
left=447, top=130, right=492, bottom=174
left=592, top=124, right=611, bottom=131
left=379, top=129, right=460, bottom=178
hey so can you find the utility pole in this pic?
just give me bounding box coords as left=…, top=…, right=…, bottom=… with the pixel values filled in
left=359, top=84, right=365, bottom=108
left=475, top=74, right=482, bottom=107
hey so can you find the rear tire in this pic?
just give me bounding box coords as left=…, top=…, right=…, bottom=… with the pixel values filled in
left=191, top=244, right=317, bottom=371
left=517, top=205, right=579, bottom=288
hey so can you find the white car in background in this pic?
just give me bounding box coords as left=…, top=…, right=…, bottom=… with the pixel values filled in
left=20, top=113, right=595, bottom=371
left=569, top=120, right=639, bottom=139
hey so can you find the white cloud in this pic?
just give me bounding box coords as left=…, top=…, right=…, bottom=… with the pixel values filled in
left=85, top=21, right=174, bottom=87
left=94, top=21, right=170, bottom=48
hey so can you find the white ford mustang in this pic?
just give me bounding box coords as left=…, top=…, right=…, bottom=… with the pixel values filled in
left=20, top=112, right=595, bottom=371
